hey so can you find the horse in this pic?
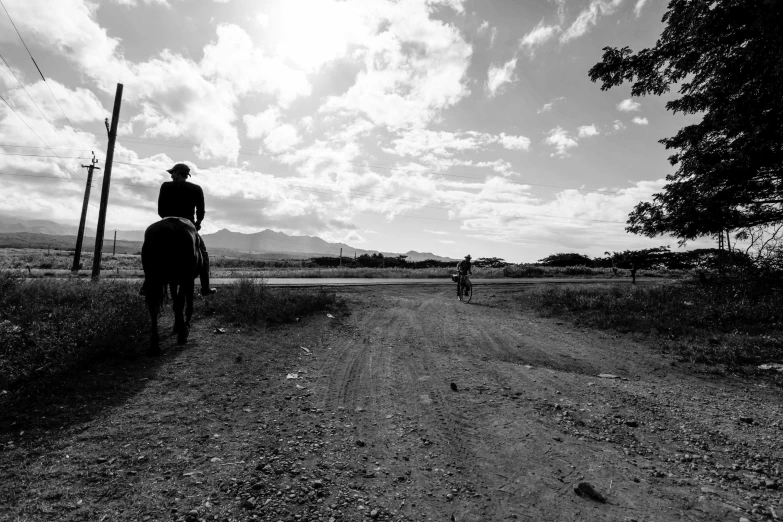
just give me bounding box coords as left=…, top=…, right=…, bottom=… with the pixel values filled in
left=141, top=217, right=202, bottom=354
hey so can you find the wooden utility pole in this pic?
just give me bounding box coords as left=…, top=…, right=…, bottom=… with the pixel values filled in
left=112, top=230, right=117, bottom=256
left=72, top=153, right=99, bottom=273
left=92, top=83, right=123, bottom=280
left=339, top=247, right=342, bottom=267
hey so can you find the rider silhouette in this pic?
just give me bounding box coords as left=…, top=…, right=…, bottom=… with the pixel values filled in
left=140, top=163, right=216, bottom=297
left=456, top=254, right=472, bottom=299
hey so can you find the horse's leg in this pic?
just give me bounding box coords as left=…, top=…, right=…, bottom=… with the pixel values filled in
left=175, top=281, right=188, bottom=345
left=185, top=277, right=194, bottom=328
left=146, top=286, right=160, bottom=355
left=170, top=283, right=179, bottom=334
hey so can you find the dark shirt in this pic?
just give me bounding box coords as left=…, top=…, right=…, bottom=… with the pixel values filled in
left=158, top=181, right=205, bottom=225
left=456, top=259, right=472, bottom=275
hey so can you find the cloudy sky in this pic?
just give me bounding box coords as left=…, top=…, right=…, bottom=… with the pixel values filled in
left=0, top=0, right=707, bottom=262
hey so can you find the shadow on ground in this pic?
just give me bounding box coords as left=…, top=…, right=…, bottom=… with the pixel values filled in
left=0, top=315, right=185, bottom=451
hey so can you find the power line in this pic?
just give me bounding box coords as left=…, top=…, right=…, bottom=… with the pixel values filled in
left=0, top=151, right=627, bottom=225
left=0, top=94, right=84, bottom=181
left=118, top=135, right=617, bottom=193
left=0, top=143, right=93, bottom=151
left=0, top=168, right=624, bottom=229
left=4, top=138, right=621, bottom=195
left=0, top=0, right=91, bottom=154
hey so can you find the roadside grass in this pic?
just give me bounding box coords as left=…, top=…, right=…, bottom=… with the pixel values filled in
left=0, top=248, right=140, bottom=272
left=521, top=280, right=783, bottom=365
left=0, top=273, right=148, bottom=388
left=0, top=249, right=684, bottom=279
left=210, top=277, right=342, bottom=326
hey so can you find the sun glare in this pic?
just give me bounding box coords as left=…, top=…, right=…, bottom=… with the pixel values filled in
left=262, top=0, right=372, bottom=72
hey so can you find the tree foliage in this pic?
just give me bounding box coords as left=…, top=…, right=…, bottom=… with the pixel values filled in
left=537, top=253, right=594, bottom=267
left=589, top=0, right=783, bottom=242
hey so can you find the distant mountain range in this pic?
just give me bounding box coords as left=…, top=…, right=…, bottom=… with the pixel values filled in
left=0, top=214, right=456, bottom=261
left=201, top=228, right=455, bottom=262
left=0, top=213, right=146, bottom=241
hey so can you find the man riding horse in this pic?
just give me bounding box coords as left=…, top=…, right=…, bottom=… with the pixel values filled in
left=140, top=163, right=216, bottom=297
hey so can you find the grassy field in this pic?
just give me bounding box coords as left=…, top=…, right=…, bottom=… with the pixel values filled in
left=0, top=248, right=683, bottom=279
left=0, top=273, right=341, bottom=390
left=521, top=279, right=783, bottom=366
left=0, top=275, right=148, bottom=389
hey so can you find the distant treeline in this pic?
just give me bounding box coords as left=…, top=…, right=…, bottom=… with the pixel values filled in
left=308, top=254, right=509, bottom=269
left=538, top=246, right=750, bottom=271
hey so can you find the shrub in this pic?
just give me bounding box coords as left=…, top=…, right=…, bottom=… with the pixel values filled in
left=0, top=273, right=148, bottom=387
left=210, top=277, right=341, bottom=325
left=521, top=280, right=783, bottom=365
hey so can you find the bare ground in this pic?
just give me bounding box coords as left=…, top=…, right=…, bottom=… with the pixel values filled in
left=1, top=285, right=782, bottom=522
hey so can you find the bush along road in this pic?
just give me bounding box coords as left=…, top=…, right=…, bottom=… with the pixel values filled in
left=1, top=285, right=782, bottom=522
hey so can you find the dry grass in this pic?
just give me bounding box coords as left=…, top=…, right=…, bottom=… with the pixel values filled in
left=0, top=249, right=683, bottom=279
left=0, top=273, right=148, bottom=388
left=209, top=277, right=342, bottom=325
left=520, top=279, right=783, bottom=365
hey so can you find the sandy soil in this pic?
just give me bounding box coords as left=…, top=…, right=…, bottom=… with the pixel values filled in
left=1, top=285, right=782, bottom=522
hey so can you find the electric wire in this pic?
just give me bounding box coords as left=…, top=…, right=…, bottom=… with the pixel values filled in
left=0, top=94, right=84, bottom=181
left=0, top=151, right=627, bottom=225
left=0, top=0, right=93, bottom=155
left=118, top=135, right=617, bottom=193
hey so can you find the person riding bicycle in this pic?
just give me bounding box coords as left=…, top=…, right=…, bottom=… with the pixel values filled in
left=140, top=163, right=216, bottom=297
left=456, top=254, right=472, bottom=299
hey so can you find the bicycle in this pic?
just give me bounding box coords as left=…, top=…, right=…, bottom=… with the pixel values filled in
left=453, top=273, right=473, bottom=303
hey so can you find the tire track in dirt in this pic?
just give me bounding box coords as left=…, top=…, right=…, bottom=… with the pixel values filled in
left=305, top=286, right=783, bottom=521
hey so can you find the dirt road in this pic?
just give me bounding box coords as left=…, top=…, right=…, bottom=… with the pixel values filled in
left=2, top=285, right=782, bottom=522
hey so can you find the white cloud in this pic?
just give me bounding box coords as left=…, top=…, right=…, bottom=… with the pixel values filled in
left=256, top=12, right=270, bottom=27
left=485, top=57, right=517, bottom=98
left=617, top=98, right=641, bottom=112
left=384, top=129, right=529, bottom=158
left=560, top=0, right=624, bottom=43
left=477, top=20, right=489, bottom=34
left=634, top=0, right=649, bottom=17
left=474, top=159, right=517, bottom=177
left=5, top=78, right=106, bottom=125
left=244, top=107, right=282, bottom=139
left=300, top=116, right=314, bottom=133
left=632, top=116, right=649, bottom=125
left=264, top=125, right=302, bottom=153
left=201, top=24, right=311, bottom=106
left=242, top=107, right=301, bottom=153
left=424, top=229, right=448, bottom=235
left=537, top=96, right=565, bottom=114
left=319, top=0, right=473, bottom=130
left=499, top=133, right=531, bottom=151
left=612, top=120, right=626, bottom=131
left=520, top=20, right=560, bottom=55
left=110, top=0, right=170, bottom=6
left=545, top=126, right=578, bottom=157
left=385, top=129, right=495, bottom=157
left=344, top=231, right=365, bottom=243
left=577, top=125, right=599, bottom=138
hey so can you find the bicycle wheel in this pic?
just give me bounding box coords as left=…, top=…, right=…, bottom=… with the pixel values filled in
left=462, top=281, right=472, bottom=303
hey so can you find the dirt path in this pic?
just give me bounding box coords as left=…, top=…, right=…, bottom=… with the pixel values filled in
left=2, top=285, right=782, bottom=522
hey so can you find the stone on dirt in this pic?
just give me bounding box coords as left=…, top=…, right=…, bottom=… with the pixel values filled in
left=573, top=481, right=607, bottom=503
left=598, top=374, right=619, bottom=379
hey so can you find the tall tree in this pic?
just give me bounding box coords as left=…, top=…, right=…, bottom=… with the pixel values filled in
left=589, top=0, right=783, bottom=243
